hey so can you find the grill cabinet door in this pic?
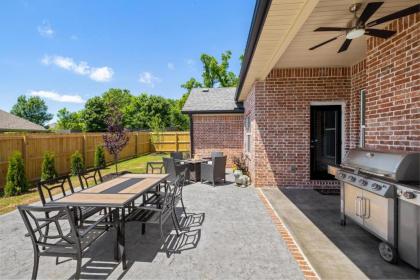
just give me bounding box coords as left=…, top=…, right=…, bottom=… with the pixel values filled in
left=344, top=183, right=363, bottom=225
left=362, top=190, right=390, bottom=241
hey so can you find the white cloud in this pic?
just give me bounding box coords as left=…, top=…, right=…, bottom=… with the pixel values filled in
left=37, top=20, right=54, bottom=38
left=41, top=55, right=113, bottom=82
left=186, top=59, right=195, bottom=65
left=167, top=62, right=175, bottom=70
left=29, top=90, right=85, bottom=104
left=139, top=72, right=161, bottom=87
left=90, top=67, right=114, bottom=82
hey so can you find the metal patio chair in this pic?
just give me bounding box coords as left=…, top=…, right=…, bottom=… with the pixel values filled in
left=170, top=152, right=184, bottom=161
left=201, top=156, right=227, bottom=187
left=18, top=205, right=113, bottom=280
left=144, top=170, right=188, bottom=221
left=126, top=176, right=182, bottom=239
left=163, top=157, right=188, bottom=183
left=37, top=175, right=102, bottom=226
left=77, top=167, right=103, bottom=189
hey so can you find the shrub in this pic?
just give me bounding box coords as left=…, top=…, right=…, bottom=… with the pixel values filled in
left=70, top=151, right=85, bottom=175
left=94, top=145, right=106, bottom=168
left=41, top=151, right=57, bottom=181
left=4, top=151, right=28, bottom=196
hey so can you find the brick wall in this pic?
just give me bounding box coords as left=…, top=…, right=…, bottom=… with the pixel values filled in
left=244, top=14, right=419, bottom=188
left=192, top=114, right=244, bottom=167
left=247, top=68, right=352, bottom=187
left=364, top=13, right=419, bottom=151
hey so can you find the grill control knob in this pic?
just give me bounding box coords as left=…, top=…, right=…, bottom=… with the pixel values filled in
left=403, top=191, right=416, bottom=199
left=372, top=183, right=382, bottom=190
left=349, top=176, right=356, bottom=182
left=359, top=179, right=368, bottom=186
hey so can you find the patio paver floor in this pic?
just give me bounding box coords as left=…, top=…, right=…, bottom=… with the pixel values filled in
left=0, top=173, right=304, bottom=280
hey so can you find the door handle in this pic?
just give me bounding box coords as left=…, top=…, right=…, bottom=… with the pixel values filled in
left=355, top=196, right=361, bottom=216
left=364, top=198, right=370, bottom=219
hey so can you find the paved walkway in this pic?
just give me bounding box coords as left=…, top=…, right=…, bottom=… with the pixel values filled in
left=0, top=174, right=303, bottom=280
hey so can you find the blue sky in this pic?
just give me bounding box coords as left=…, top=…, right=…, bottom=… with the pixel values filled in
left=0, top=0, right=255, bottom=121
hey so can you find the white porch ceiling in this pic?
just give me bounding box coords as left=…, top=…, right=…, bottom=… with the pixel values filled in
left=238, top=0, right=418, bottom=101
left=276, top=0, right=419, bottom=68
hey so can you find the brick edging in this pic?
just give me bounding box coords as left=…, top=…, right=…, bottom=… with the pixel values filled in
left=257, top=189, right=320, bottom=280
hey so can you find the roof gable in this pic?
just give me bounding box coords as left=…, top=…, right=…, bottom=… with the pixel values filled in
left=0, top=109, right=46, bottom=132
left=182, top=87, right=244, bottom=114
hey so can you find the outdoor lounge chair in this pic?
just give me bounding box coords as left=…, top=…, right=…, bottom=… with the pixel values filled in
left=18, top=205, right=113, bottom=280
left=37, top=175, right=102, bottom=226
left=201, top=156, right=226, bottom=187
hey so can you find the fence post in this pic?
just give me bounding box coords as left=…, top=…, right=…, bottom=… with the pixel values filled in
left=175, top=132, right=179, bottom=152
left=83, top=134, right=87, bottom=165
left=134, top=132, right=138, bottom=156
left=22, top=135, right=28, bottom=179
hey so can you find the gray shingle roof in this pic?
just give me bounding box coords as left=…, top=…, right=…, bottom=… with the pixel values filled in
left=0, top=109, right=46, bottom=132
left=182, top=87, right=244, bottom=114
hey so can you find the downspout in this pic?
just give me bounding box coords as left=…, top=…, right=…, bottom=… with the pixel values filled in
left=189, top=113, right=194, bottom=157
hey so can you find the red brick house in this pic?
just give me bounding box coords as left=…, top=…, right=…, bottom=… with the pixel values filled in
left=184, top=0, right=419, bottom=187
left=182, top=88, right=244, bottom=167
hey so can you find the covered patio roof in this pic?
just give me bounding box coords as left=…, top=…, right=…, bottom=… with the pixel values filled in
left=236, top=0, right=419, bottom=101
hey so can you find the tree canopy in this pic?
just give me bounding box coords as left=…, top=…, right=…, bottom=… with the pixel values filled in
left=56, top=89, right=189, bottom=132
left=10, top=95, right=53, bottom=127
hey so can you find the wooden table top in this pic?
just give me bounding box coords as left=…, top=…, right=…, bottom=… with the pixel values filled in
left=48, top=173, right=169, bottom=207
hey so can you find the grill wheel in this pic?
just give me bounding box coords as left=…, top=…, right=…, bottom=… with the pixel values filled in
left=379, top=242, right=397, bottom=264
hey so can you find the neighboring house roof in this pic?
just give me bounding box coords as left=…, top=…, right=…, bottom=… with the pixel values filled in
left=0, top=109, right=46, bottom=132
left=182, top=87, right=244, bottom=114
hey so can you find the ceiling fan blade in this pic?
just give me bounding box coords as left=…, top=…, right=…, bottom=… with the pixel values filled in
left=338, top=39, right=352, bottom=53
left=314, top=27, right=350, bottom=32
left=357, top=2, right=384, bottom=25
left=309, top=36, right=340, bottom=50
left=365, top=28, right=396, bottom=39
left=367, top=4, right=420, bottom=27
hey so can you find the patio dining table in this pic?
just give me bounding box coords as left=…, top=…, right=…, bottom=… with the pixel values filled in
left=47, top=173, right=169, bottom=270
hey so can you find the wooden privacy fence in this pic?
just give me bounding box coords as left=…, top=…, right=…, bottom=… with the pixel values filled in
left=0, top=131, right=190, bottom=188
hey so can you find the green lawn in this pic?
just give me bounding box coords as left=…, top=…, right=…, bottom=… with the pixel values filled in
left=0, top=152, right=168, bottom=215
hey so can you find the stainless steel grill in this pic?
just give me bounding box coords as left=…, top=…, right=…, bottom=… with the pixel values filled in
left=331, top=148, right=420, bottom=268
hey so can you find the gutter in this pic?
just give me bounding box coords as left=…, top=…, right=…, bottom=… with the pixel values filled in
left=181, top=109, right=244, bottom=115
left=235, top=0, right=272, bottom=101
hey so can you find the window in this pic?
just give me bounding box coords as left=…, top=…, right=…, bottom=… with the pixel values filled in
left=360, top=89, right=366, bottom=148
left=245, top=115, right=251, bottom=153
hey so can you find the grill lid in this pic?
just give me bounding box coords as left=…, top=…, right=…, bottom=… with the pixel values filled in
left=341, top=149, right=420, bottom=182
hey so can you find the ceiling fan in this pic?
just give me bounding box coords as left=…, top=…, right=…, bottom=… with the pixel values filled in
left=309, top=2, right=420, bottom=53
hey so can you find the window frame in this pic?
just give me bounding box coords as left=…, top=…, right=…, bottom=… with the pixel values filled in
left=244, top=115, right=251, bottom=153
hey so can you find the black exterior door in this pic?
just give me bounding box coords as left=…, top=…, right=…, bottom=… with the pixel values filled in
left=310, top=105, right=342, bottom=180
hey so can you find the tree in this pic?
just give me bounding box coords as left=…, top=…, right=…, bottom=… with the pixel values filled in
left=185, top=51, right=240, bottom=89
left=41, top=152, right=57, bottom=180
left=81, top=96, right=108, bottom=132
left=103, top=104, right=129, bottom=174
left=181, top=78, right=202, bottom=93
left=4, top=151, right=28, bottom=196
left=94, top=145, right=106, bottom=168
left=10, top=95, right=53, bottom=127
left=70, top=151, right=84, bottom=175
left=56, top=108, right=84, bottom=131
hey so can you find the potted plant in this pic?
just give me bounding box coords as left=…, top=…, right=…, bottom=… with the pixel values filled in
left=232, top=155, right=250, bottom=186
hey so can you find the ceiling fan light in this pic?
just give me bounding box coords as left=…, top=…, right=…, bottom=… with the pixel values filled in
left=346, top=28, right=365, bottom=39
